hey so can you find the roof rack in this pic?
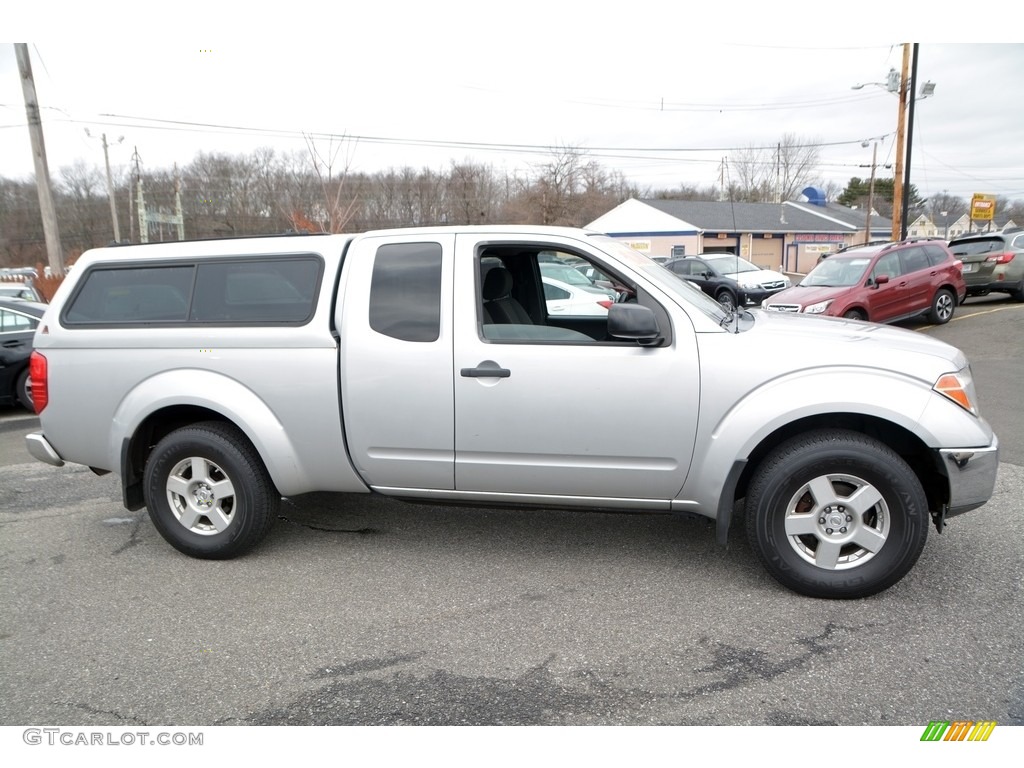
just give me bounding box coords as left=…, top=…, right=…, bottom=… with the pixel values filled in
left=107, top=230, right=331, bottom=247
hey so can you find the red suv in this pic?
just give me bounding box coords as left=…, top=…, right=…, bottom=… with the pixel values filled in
left=763, top=240, right=966, bottom=324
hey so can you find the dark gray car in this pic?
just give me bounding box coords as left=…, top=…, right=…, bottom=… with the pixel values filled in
left=0, top=298, right=46, bottom=410
left=948, top=229, right=1024, bottom=301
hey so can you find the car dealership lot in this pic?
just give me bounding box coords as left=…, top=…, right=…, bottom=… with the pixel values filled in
left=1, top=297, right=1021, bottom=727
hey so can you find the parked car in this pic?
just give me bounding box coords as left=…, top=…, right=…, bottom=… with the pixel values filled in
left=539, top=263, right=617, bottom=300
left=0, top=281, right=44, bottom=302
left=947, top=229, right=1024, bottom=301
left=663, top=254, right=791, bottom=311
left=763, top=240, right=966, bottom=324
left=542, top=276, right=613, bottom=316
left=0, top=297, right=46, bottom=410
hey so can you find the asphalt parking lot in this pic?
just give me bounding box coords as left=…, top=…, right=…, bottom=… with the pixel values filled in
left=0, top=295, right=1021, bottom=730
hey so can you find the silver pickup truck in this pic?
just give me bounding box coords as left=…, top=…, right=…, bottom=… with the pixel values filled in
left=24, top=226, right=999, bottom=598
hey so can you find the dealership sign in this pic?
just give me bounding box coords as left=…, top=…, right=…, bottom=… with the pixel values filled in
left=971, top=194, right=996, bottom=221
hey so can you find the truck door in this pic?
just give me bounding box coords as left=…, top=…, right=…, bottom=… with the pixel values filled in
left=338, top=234, right=456, bottom=490
left=452, top=235, right=699, bottom=506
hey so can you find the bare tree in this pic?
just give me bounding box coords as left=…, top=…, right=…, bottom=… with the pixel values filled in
left=448, top=160, right=499, bottom=225
left=302, top=134, right=360, bottom=233
left=729, top=134, right=822, bottom=202
left=58, top=160, right=108, bottom=251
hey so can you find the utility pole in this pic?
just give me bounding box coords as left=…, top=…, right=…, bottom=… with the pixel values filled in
left=865, top=141, right=878, bottom=244
left=15, top=43, right=64, bottom=275
left=891, top=43, right=911, bottom=241
left=102, top=133, right=122, bottom=242
left=901, top=43, right=921, bottom=241
left=87, top=129, right=123, bottom=242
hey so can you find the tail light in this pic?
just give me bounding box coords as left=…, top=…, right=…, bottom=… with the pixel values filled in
left=29, top=351, right=47, bottom=413
left=598, top=300, right=614, bottom=309
left=985, top=252, right=1015, bottom=264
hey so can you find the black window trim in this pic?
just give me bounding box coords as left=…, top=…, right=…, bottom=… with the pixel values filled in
left=60, top=252, right=325, bottom=329
left=474, top=241, right=672, bottom=347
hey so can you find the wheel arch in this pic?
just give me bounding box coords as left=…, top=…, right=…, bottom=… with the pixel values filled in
left=112, top=370, right=310, bottom=510
left=120, top=405, right=237, bottom=510
left=713, top=413, right=947, bottom=546
left=842, top=304, right=869, bottom=320
left=737, top=413, right=946, bottom=512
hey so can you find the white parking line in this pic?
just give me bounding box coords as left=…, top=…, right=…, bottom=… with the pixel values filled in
left=917, top=303, right=1024, bottom=331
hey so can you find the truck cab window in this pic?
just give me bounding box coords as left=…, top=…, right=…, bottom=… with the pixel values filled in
left=369, top=242, right=443, bottom=342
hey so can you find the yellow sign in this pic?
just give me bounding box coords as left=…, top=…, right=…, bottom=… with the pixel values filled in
left=971, top=194, right=996, bottom=221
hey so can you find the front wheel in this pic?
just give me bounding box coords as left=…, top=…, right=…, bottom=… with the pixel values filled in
left=716, top=290, right=737, bottom=312
left=745, top=430, right=928, bottom=599
left=143, top=421, right=278, bottom=559
left=928, top=288, right=955, bottom=324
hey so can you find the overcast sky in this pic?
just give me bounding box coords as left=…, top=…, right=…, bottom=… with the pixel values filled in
left=4, top=3, right=1024, bottom=206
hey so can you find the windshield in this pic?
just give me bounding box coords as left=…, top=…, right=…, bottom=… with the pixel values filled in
left=539, top=264, right=593, bottom=286
left=591, top=237, right=729, bottom=321
left=706, top=255, right=760, bottom=274
left=801, top=257, right=872, bottom=287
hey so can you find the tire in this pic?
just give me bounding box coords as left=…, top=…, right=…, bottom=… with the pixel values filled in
left=716, top=290, right=737, bottom=312
left=143, top=421, right=278, bottom=559
left=928, top=288, right=955, bottom=324
left=843, top=309, right=866, bottom=321
left=15, top=368, right=33, bottom=412
left=745, top=429, right=928, bottom=599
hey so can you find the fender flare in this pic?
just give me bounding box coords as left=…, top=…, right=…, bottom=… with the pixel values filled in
left=111, top=369, right=310, bottom=496
left=681, top=367, right=949, bottom=523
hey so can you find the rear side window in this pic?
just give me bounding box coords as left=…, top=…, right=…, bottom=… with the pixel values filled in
left=924, top=244, right=951, bottom=267
left=64, top=266, right=194, bottom=323
left=191, top=258, right=321, bottom=323
left=1, top=308, right=39, bottom=332
left=899, top=246, right=929, bottom=274
left=63, top=255, right=323, bottom=326
left=369, top=242, right=442, bottom=342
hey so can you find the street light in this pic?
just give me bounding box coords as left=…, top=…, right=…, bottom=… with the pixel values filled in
left=852, top=44, right=936, bottom=240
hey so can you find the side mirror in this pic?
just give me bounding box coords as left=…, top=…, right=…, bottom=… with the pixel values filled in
left=608, top=304, right=661, bottom=344
left=872, top=274, right=890, bottom=288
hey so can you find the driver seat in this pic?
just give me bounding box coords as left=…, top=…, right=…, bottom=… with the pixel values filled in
left=482, top=266, right=532, bottom=324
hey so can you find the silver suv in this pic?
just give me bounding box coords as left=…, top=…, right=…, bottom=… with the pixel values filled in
left=948, top=229, right=1024, bottom=301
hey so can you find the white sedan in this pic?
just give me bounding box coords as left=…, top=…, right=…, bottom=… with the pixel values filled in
left=542, top=276, right=613, bottom=316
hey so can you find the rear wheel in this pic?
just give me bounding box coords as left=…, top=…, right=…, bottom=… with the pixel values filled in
left=745, top=430, right=928, bottom=599
left=928, top=288, right=955, bottom=324
left=143, top=421, right=278, bottom=559
left=15, top=369, right=33, bottom=412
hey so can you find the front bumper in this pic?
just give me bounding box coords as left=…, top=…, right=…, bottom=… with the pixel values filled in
left=740, top=287, right=788, bottom=307
left=938, top=435, right=999, bottom=518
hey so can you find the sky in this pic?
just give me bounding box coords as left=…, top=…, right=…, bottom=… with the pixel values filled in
left=4, top=3, right=1024, bottom=208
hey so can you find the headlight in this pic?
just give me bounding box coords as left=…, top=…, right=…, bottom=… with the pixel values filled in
left=804, top=300, right=833, bottom=314
left=934, top=368, right=979, bottom=415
